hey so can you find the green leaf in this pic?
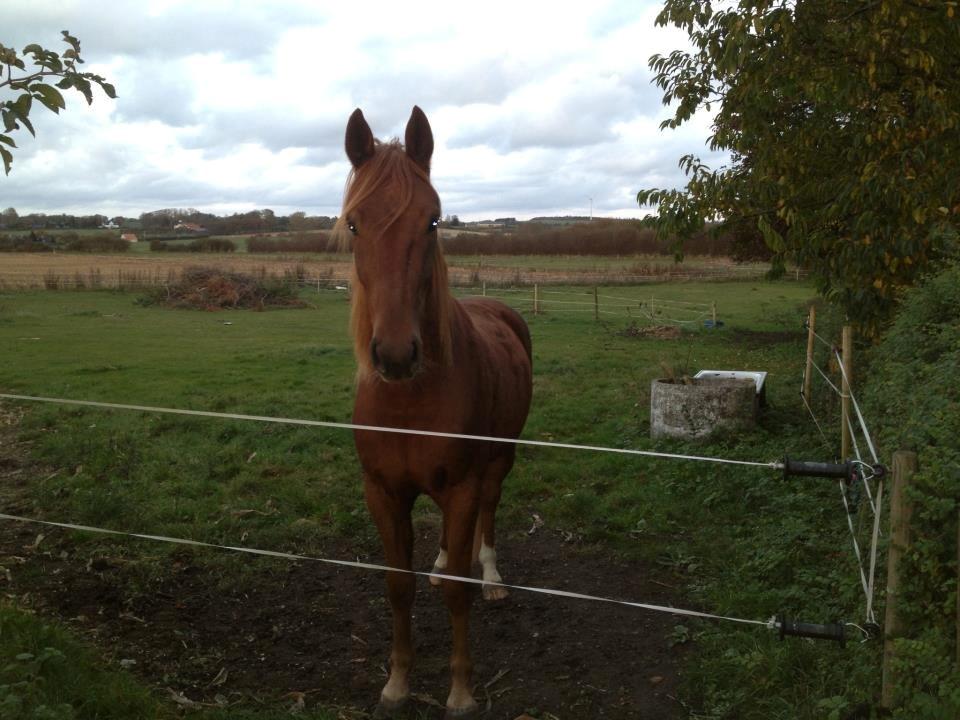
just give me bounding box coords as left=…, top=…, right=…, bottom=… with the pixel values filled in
left=13, top=93, right=33, bottom=117
left=1, top=109, right=16, bottom=133
left=0, top=145, right=11, bottom=175
left=99, top=81, right=117, bottom=99
left=71, top=76, right=93, bottom=104
left=31, top=84, right=66, bottom=113
left=0, top=133, right=16, bottom=148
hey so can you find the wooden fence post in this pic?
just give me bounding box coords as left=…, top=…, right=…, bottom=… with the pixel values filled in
left=804, top=306, right=816, bottom=402
left=482, top=281, right=486, bottom=297
left=711, top=300, right=717, bottom=328
left=534, top=284, right=540, bottom=315
left=882, top=450, right=917, bottom=709
left=594, top=287, right=599, bottom=321
left=841, top=324, right=853, bottom=459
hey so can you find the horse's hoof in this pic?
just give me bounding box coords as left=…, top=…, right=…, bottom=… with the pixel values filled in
left=444, top=702, right=479, bottom=719
left=429, top=570, right=443, bottom=587
left=373, top=696, right=409, bottom=719
left=482, top=584, right=509, bottom=601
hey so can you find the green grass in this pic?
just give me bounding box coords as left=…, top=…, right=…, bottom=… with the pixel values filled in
left=0, top=281, right=884, bottom=718
left=0, top=604, right=161, bottom=719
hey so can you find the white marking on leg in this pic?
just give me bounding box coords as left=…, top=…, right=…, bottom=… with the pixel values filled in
left=381, top=671, right=410, bottom=705
left=479, top=537, right=508, bottom=600
left=430, top=548, right=447, bottom=587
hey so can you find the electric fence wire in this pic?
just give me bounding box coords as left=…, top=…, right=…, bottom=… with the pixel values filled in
left=799, top=328, right=883, bottom=626
left=833, top=350, right=881, bottom=464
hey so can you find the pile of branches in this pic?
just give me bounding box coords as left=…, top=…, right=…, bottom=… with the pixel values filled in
left=139, top=266, right=305, bottom=310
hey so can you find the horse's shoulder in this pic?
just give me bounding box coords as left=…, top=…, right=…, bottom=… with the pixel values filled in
left=457, top=297, right=532, bottom=360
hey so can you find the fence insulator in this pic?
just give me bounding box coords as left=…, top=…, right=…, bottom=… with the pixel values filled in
left=782, top=456, right=857, bottom=482
left=778, top=615, right=846, bottom=647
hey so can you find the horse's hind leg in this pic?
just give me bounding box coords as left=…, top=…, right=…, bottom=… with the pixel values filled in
left=363, top=477, right=416, bottom=715
left=477, top=450, right=513, bottom=601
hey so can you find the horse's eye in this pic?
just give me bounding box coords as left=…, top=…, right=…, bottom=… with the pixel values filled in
left=428, top=217, right=439, bottom=232
left=347, top=221, right=358, bottom=235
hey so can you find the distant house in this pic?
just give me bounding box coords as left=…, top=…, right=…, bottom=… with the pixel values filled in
left=99, top=221, right=119, bottom=229
left=120, top=233, right=138, bottom=243
left=173, top=222, right=206, bottom=233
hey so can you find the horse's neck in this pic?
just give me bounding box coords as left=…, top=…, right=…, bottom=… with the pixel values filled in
left=421, top=285, right=460, bottom=367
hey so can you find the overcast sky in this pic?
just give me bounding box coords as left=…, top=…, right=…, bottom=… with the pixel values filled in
left=1, top=0, right=726, bottom=221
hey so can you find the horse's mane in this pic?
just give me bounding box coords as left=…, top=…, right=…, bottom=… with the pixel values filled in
left=337, top=140, right=454, bottom=378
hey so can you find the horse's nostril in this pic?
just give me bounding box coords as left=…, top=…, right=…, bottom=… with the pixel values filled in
left=411, top=339, right=420, bottom=366
left=370, top=339, right=381, bottom=369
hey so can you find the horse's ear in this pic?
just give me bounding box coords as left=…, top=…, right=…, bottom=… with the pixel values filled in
left=345, top=108, right=375, bottom=169
left=404, top=105, right=433, bottom=174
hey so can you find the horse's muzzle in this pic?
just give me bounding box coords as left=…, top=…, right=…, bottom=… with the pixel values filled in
left=370, top=336, right=421, bottom=381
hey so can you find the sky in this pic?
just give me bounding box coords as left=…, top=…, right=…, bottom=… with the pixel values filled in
left=1, top=0, right=727, bottom=222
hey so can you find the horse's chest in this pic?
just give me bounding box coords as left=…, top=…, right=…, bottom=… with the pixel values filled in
left=354, top=430, right=478, bottom=490
left=352, top=385, right=486, bottom=489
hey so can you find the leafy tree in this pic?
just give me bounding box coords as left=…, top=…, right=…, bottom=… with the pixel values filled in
left=0, top=30, right=116, bottom=175
left=637, top=0, right=960, bottom=332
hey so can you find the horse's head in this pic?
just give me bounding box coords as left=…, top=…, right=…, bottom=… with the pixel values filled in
left=340, top=106, right=450, bottom=382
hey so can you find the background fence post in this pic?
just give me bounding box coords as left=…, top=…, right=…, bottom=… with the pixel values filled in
left=804, top=305, right=816, bottom=402
left=534, top=284, right=540, bottom=315
left=841, top=324, right=853, bottom=459
left=882, top=450, right=917, bottom=709
left=594, top=286, right=599, bottom=321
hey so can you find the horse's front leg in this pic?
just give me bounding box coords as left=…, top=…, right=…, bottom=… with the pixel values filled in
left=439, top=482, right=481, bottom=718
left=363, top=477, right=416, bottom=716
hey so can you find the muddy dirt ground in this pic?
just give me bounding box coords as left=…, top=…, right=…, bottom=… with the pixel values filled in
left=0, top=408, right=684, bottom=719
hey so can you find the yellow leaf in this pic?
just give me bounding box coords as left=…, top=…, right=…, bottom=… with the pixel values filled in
left=873, top=278, right=884, bottom=289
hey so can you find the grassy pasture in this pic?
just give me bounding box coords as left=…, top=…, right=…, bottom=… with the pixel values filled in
left=0, top=279, right=882, bottom=718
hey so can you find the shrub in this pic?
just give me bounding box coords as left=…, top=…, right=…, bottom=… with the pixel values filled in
left=247, top=232, right=335, bottom=253
left=150, top=238, right=235, bottom=252
left=0, top=233, right=54, bottom=252
left=862, top=261, right=960, bottom=718
left=62, top=233, right=129, bottom=252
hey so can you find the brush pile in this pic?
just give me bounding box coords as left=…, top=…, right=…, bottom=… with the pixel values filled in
left=140, top=266, right=306, bottom=310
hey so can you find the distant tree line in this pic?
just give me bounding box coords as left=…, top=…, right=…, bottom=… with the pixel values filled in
left=0, top=230, right=129, bottom=252
left=442, top=219, right=763, bottom=259
left=0, top=206, right=338, bottom=236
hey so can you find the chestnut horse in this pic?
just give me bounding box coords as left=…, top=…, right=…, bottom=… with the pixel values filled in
left=339, top=106, right=533, bottom=718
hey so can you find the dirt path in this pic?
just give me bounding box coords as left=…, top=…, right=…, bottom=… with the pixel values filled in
left=0, top=408, right=683, bottom=719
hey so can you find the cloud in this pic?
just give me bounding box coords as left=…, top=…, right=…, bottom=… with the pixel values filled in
left=2, top=0, right=722, bottom=221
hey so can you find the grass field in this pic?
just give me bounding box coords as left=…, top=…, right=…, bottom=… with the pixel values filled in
left=0, top=279, right=882, bottom=718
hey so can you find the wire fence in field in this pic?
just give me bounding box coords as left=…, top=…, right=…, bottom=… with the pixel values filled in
left=0, top=256, right=810, bottom=292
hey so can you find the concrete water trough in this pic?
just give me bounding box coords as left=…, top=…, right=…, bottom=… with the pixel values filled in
left=650, top=370, right=766, bottom=440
